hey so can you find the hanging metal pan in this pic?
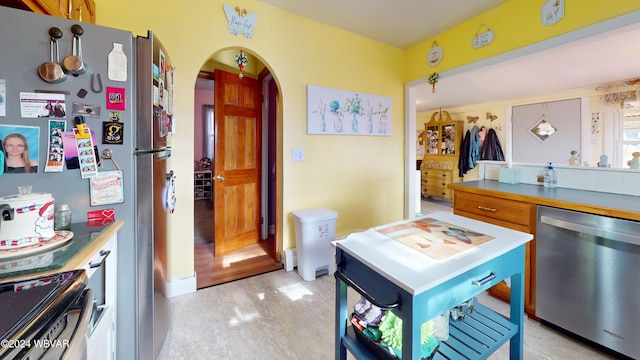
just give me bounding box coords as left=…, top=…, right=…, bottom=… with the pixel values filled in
left=38, top=27, right=67, bottom=83
left=62, top=24, right=88, bottom=75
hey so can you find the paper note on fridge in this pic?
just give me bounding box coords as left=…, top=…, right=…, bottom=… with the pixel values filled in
left=20, top=92, right=66, bottom=118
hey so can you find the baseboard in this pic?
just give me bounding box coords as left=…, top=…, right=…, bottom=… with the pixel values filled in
left=164, top=273, right=197, bottom=298
left=284, top=248, right=297, bottom=272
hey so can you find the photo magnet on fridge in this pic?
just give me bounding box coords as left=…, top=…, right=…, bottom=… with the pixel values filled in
left=103, top=121, right=124, bottom=144
left=71, top=102, right=101, bottom=117
left=106, top=87, right=126, bottom=111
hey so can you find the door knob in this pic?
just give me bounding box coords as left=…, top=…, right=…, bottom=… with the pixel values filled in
left=215, top=175, right=225, bottom=181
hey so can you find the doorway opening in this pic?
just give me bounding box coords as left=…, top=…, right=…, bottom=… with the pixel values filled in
left=193, top=49, right=282, bottom=288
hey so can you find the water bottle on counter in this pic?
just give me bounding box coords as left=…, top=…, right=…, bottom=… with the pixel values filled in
left=543, top=162, right=557, bottom=188
left=54, top=204, right=72, bottom=231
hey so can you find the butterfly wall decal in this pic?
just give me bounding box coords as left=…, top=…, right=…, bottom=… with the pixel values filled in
left=223, top=4, right=258, bottom=39
left=486, top=112, right=498, bottom=122
left=467, top=116, right=479, bottom=124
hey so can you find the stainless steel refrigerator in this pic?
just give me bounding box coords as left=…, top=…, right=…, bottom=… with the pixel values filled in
left=0, top=6, right=172, bottom=359
left=135, top=30, right=173, bottom=360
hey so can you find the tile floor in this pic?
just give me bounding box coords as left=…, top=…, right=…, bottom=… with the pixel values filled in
left=159, top=199, right=618, bottom=359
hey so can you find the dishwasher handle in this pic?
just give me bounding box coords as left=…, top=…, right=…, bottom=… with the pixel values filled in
left=540, top=215, right=640, bottom=246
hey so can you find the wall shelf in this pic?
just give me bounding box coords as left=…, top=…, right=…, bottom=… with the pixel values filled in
left=342, top=301, right=517, bottom=359
left=194, top=170, right=212, bottom=200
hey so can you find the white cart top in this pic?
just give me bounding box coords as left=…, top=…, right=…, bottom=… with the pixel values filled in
left=335, top=212, right=533, bottom=295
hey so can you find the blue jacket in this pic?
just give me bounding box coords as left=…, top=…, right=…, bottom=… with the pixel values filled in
left=468, top=125, right=481, bottom=169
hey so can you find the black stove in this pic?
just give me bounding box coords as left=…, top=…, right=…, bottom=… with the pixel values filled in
left=0, top=269, right=92, bottom=360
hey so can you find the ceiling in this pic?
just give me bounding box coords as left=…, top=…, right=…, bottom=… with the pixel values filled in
left=254, top=1, right=640, bottom=113
left=256, top=0, right=508, bottom=50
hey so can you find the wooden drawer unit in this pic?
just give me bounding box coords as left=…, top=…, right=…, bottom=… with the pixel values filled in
left=452, top=189, right=537, bottom=317
left=454, top=191, right=534, bottom=230
left=421, top=168, right=454, bottom=199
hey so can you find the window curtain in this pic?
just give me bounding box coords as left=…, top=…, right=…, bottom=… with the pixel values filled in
left=202, top=105, right=214, bottom=160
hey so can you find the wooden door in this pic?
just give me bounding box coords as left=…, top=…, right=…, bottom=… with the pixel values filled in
left=213, top=69, right=262, bottom=256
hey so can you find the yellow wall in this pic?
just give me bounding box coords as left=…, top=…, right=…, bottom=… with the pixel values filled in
left=96, top=0, right=406, bottom=281
left=95, top=0, right=640, bottom=282
left=406, top=1, right=640, bottom=82
left=419, top=105, right=508, bottom=181
left=420, top=91, right=621, bottom=171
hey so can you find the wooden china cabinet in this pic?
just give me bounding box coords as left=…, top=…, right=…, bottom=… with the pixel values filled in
left=0, top=0, right=96, bottom=23
left=420, top=110, right=463, bottom=201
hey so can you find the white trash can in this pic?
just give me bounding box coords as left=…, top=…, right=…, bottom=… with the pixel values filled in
left=292, top=208, right=338, bottom=281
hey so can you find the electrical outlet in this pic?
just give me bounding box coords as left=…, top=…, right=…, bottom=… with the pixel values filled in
left=292, top=148, right=304, bottom=162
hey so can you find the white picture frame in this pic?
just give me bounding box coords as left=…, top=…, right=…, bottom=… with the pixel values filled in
left=307, top=85, right=392, bottom=136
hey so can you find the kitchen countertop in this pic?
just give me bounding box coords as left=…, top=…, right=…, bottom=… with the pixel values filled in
left=0, top=220, right=123, bottom=282
left=449, top=180, right=640, bottom=221
left=336, top=211, right=533, bottom=295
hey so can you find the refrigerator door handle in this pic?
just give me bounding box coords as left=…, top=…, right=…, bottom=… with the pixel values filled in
left=157, top=148, right=171, bottom=160
left=134, top=146, right=171, bottom=160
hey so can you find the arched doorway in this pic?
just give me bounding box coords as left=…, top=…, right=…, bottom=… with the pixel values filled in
left=193, top=48, right=282, bottom=288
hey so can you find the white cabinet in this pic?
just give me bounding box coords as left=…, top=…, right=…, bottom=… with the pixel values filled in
left=85, top=233, right=118, bottom=360
left=88, top=306, right=114, bottom=360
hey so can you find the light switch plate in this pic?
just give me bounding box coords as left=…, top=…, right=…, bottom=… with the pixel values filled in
left=292, top=148, right=304, bottom=162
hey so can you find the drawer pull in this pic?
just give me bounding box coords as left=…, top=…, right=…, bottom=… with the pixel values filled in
left=471, top=271, right=496, bottom=286
left=334, top=270, right=401, bottom=309
left=89, top=249, right=111, bottom=268
left=477, top=206, right=496, bottom=212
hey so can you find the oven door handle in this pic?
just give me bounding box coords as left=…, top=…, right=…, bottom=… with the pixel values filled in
left=540, top=215, right=640, bottom=246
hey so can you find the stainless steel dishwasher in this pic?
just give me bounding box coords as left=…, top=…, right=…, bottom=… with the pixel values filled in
left=536, top=205, right=640, bottom=359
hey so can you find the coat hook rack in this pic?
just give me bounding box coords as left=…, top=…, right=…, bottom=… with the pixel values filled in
left=486, top=112, right=498, bottom=122
left=467, top=116, right=479, bottom=124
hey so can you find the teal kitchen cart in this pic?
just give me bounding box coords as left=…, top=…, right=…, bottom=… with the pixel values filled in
left=335, top=212, right=533, bottom=360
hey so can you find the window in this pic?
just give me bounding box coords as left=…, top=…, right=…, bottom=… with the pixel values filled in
left=621, top=116, right=640, bottom=167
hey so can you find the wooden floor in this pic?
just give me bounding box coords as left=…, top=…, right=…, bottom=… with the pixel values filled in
left=193, top=198, right=282, bottom=289
left=194, top=238, right=282, bottom=289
